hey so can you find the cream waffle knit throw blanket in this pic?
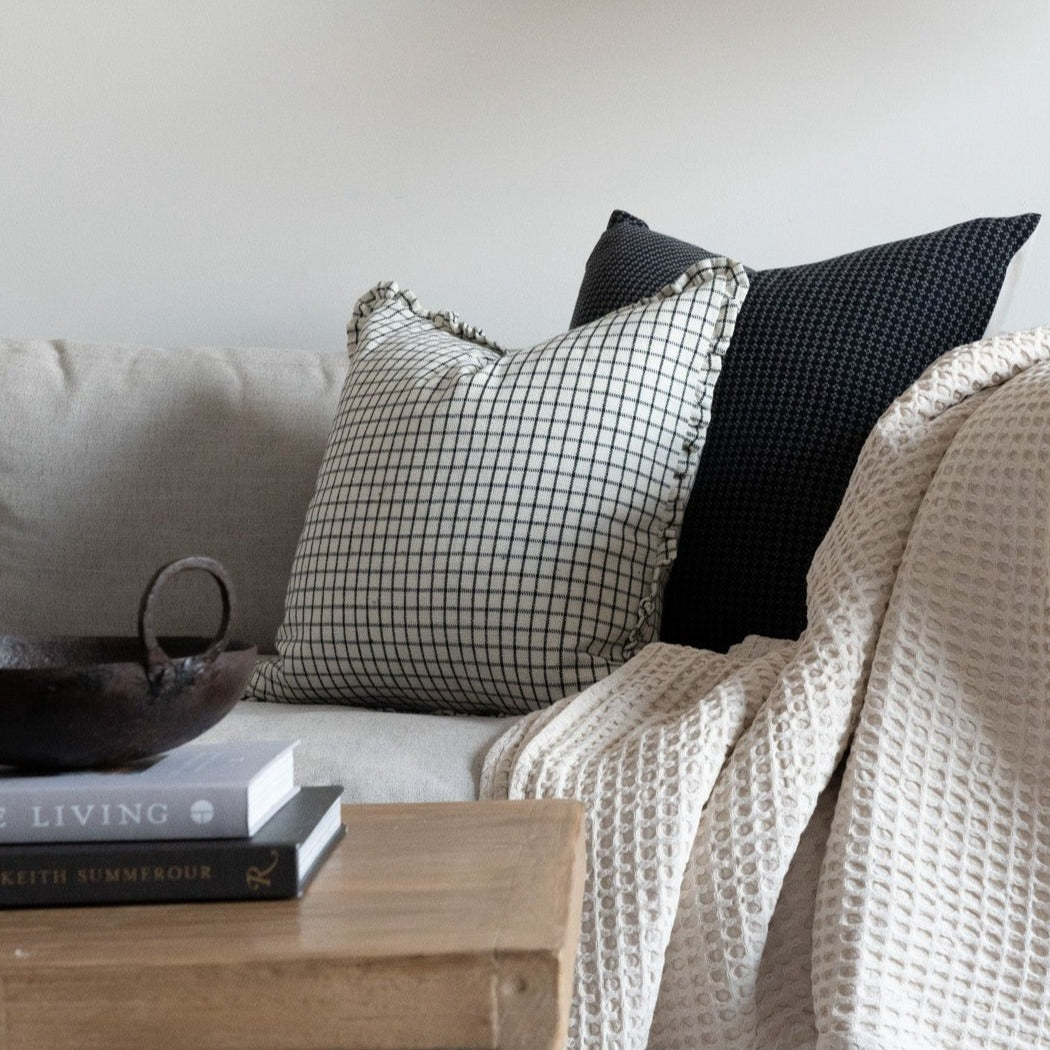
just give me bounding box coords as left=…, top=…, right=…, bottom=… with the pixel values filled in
left=480, top=326, right=1050, bottom=1050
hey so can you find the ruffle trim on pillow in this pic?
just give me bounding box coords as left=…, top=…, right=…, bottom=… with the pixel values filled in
left=625, top=256, right=749, bottom=655
left=347, top=280, right=505, bottom=355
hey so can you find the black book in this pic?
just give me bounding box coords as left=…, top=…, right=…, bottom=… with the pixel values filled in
left=0, top=785, right=344, bottom=909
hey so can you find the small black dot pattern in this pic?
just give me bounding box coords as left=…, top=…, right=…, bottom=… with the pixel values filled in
left=571, top=210, right=1040, bottom=652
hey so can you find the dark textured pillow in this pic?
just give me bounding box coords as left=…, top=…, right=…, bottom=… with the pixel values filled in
left=572, top=210, right=1041, bottom=651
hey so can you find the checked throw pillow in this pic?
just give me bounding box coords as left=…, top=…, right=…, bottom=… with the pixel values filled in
left=251, top=258, right=749, bottom=714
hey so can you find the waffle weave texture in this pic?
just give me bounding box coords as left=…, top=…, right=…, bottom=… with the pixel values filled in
left=481, top=325, right=1050, bottom=1049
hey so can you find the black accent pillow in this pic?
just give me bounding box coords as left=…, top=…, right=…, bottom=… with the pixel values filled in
left=572, top=210, right=1041, bottom=652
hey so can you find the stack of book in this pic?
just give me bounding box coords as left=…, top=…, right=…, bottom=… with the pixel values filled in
left=0, top=740, right=344, bottom=908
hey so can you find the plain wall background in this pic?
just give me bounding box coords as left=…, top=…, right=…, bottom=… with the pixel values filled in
left=1, top=0, right=1048, bottom=352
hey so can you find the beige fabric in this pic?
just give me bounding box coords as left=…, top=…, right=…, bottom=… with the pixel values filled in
left=198, top=694, right=516, bottom=803
left=813, top=355, right=1050, bottom=1047
left=0, top=338, right=344, bottom=650
left=481, top=327, right=1050, bottom=1049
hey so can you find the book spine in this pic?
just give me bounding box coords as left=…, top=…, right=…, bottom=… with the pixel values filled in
left=0, top=786, right=251, bottom=844
left=0, top=839, right=303, bottom=908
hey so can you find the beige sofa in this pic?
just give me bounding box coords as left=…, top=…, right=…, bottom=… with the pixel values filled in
left=0, top=337, right=516, bottom=801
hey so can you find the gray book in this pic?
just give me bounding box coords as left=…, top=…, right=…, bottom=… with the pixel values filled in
left=0, top=740, right=298, bottom=844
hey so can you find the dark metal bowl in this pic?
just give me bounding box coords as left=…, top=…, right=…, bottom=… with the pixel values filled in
left=0, top=557, right=256, bottom=771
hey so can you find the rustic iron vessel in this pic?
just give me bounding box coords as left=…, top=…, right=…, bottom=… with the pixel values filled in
left=0, top=556, right=256, bottom=771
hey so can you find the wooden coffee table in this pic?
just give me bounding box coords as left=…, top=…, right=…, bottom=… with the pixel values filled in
left=0, top=799, right=585, bottom=1050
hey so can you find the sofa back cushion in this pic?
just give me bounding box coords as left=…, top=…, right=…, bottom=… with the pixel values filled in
left=0, top=338, right=345, bottom=650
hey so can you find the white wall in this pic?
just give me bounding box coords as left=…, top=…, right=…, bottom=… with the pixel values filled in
left=2, top=0, right=1048, bottom=352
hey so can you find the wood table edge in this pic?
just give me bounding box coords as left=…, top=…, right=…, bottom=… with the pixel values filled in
left=494, top=799, right=586, bottom=1050
left=0, top=798, right=589, bottom=1050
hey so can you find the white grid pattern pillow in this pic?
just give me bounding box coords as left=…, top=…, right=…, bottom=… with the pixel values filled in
left=250, top=258, right=748, bottom=714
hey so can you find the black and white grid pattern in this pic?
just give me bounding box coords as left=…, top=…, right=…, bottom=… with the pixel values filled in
left=572, top=210, right=1040, bottom=652
left=251, top=261, right=748, bottom=714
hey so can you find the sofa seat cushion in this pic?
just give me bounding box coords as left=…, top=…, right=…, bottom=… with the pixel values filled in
left=196, top=699, right=519, bottom=803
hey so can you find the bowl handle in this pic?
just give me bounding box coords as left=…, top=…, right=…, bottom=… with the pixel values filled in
left=138, top=556, right=237, bottom=671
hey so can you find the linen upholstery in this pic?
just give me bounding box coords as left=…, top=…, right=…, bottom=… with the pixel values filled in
left=198, top=688, right=515, bottom=803
left=0, top=338, right=345, bottom=650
